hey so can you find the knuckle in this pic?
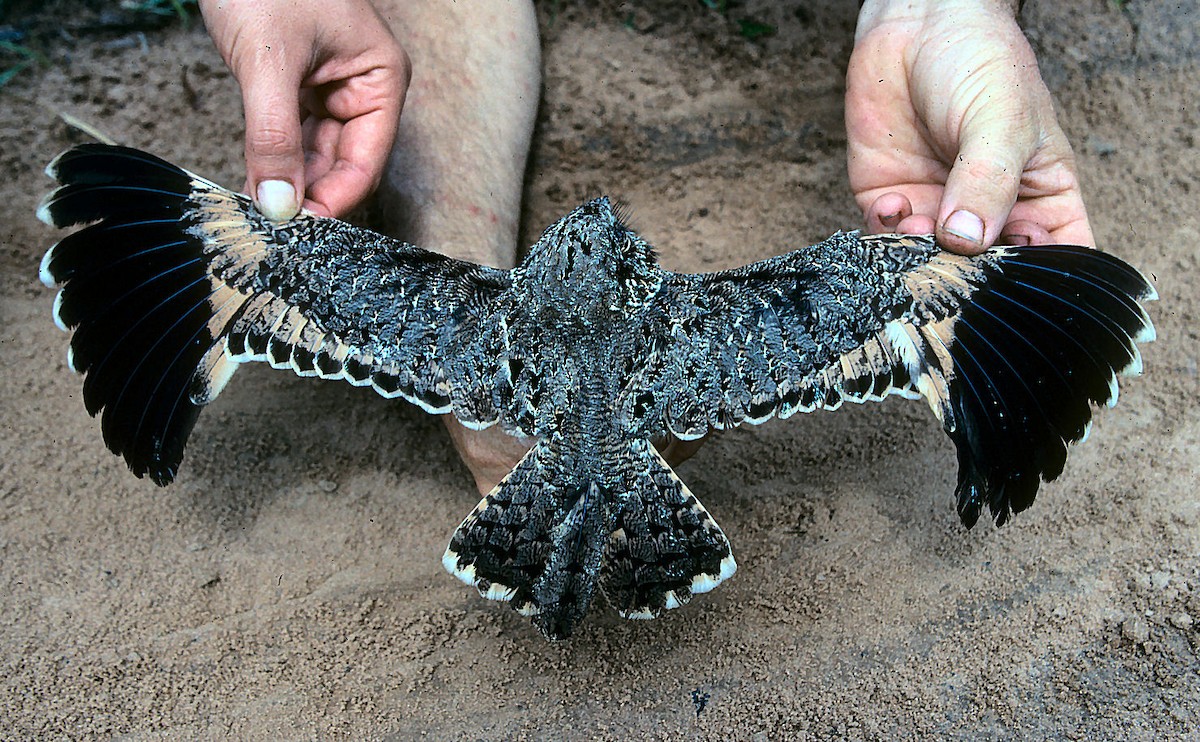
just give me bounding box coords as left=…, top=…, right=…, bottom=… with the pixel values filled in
left=372, top=40, right=412, bottom=90
left=965, top=156, right=1020, bottom=182
left=245, top=121, right=297, bottom=159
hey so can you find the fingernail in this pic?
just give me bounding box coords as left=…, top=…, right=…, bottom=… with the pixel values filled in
left=1001, top=232, right=1031, bottom=247
left=256, top=180, right=298, bottom=222
left=879, top=211, right=902, bottom=229
left=943, top=210, right=984, bottom=246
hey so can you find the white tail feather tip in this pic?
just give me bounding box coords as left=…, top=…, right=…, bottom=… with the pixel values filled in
left=442, top=549, right=478, bottom=587
left=691, top=554, right=737, bottom=595
left=39, top=247, right=58, bottom=288
left=52, top=291, right=69, bottom=332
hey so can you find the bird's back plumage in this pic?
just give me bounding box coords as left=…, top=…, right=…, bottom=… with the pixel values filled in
left=39, top=144, right=1156, bottom=638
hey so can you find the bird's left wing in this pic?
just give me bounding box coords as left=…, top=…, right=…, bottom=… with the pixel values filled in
left=39, top=144, right=511, bottom=484
left=624, top=231, right=1155, bottom=527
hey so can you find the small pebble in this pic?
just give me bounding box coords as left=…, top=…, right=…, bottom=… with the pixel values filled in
left=318, top=479, right=338, bottom=493
left=1122, top=617, right=1150, bottom=643
left=1085, top=134, right=1118, bottom=157
left=1170, top=612, right=1193, bottom=630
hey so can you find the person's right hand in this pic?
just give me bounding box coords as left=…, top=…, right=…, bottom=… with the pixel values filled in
left=200, top=0, right=409, bottom=220
left=846, top=0, right=1092, bottom=254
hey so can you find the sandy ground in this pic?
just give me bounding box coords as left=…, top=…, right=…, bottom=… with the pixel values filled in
left=2, top=1, right=1198, bottom=738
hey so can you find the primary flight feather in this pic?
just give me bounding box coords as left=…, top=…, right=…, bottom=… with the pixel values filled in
left=40, top=144, right=1156, bottom=639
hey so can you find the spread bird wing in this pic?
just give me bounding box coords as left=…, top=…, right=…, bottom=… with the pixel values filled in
left=625, top=232, right=1156, bottom=527
left=39, top=144, right=512, bottom=484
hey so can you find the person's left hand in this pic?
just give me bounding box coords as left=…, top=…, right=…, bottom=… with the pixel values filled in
left=845, top=0, right=1093, bottom=254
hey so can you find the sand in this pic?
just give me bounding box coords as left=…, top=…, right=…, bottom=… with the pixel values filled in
left=2, top=1, right=1197, bottom=737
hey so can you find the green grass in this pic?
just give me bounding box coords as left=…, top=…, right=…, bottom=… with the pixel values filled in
left=0, top=1, right=199, bottom=89
left=736, top=18, right=775, bottom=40
left=119, top=0, right=199, bottom=26
left=0, top=39, right=48, bottom=88
left=698, top=0, right=776, bottom=40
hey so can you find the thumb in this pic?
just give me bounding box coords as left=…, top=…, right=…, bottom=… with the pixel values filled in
left=936, top=110, right=1039, bottom=255
left=239, top=59, right=305, bottom=222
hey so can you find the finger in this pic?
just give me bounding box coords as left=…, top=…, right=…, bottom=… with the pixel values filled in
left=1047, top=214, right=1094, bottom=247
left=1007, top=154, right=1095, bottom=247
left=896, top=213, right=936, bottom=235
left=300, top=115, right=341, bottom=191
left=239, top=60, right=306, bottom=221
left=305, top=67, right=407, bottom=217
left=303, top=141, right=383, bottom=217
left=999, top=219, right=1052, bottom=246
left=865, top=192, right=912, bottom=233
left=937, top=112, right=1039, bottom=255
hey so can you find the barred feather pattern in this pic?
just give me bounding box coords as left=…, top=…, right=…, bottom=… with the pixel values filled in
left=40, top=144, right=1156, bottom=638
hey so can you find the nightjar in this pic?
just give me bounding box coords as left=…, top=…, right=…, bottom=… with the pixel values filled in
left=39, top=145, right=1156, bottom=639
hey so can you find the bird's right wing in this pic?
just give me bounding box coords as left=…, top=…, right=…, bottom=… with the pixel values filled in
left=624, top=232, right=1156, bottom=527
left=40, top=144, right=513, bottom=484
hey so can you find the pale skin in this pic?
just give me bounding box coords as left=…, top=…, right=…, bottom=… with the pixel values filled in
left=198, top=0, right=1093, bottom=494
left=849, top=0, right=1092, bottom=253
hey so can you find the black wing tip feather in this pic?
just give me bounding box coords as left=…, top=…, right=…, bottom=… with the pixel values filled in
left=947, top=244, right=1155, bottom=528
left=41, top=144, right=213, bottom=487
left=38, top=145, right=194, bottom=233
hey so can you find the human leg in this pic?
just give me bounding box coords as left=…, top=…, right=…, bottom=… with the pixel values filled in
left=372, top=0, right=541, bottom=268
left=371, top=0, right=541, bottom=492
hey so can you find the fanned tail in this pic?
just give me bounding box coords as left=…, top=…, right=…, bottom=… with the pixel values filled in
left=38, top=144, right=239, bottom=485
left=602, top=440, right=735, bottom=620
left=889, top=244, right=1156, bottom=527
left=443, top=438, right=734, bottom=639
left=443, top=441, right=610, bottom=640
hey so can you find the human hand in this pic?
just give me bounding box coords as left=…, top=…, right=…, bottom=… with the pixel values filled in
left=846, top=0, right=1092, bottom=254
left=200, top=0, right=409, bottom=220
